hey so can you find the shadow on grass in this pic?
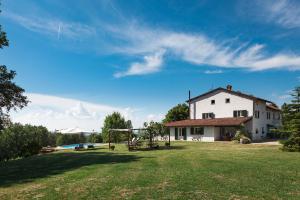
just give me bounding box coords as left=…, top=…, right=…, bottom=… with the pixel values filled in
left=0, top=151, right=143, bottom=187
left=129, top=145, right=186, bottom=152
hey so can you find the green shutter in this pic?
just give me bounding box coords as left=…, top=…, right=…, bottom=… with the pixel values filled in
left=183, top=128, right=187, bottom=140
left=175, top=128, right=178, bottom=140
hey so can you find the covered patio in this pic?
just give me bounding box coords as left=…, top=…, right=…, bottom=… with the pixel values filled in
left=165, top=117, right=252, bottom=142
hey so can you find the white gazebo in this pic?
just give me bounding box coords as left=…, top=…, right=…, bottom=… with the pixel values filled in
left=58, top=127, right=91, bottom=135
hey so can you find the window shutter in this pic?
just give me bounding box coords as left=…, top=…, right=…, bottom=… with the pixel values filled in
left=233, top=111, right=237, bottom=117
left=175, top=128, right=178, bottom=140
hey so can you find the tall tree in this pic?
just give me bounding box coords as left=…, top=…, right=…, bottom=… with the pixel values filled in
left=0, top=6, right=9, bottom=49
left=282, top=86, right=300, bottom=152
left=101, top=112, right=130, bottom=143
left=163, top=103, right=189, bottom=123
left=0, top=5, right=28, bottom=130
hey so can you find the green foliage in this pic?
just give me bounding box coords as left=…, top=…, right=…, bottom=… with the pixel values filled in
left=0, top=123, right=50, bottom=161
left=55, top=133, right=86, bottom=146
left=0, top=6, right=9, bottom=49
left=267, top=128, right=290, bottom=139
left=143, top=121, right=167, bottom=138
left=163, top=103, right=189, bottom=123
left=282, top=86, right=300, bottom=152
left=232, top=126, right=251, bottom=144
left=0, top=7, right=28, bottom=130
left=101, top=112, right=131, bottom=143
left=88, top=133, right=103, bottom=143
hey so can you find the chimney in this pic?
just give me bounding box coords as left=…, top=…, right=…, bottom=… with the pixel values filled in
left=188, top=90, right=191, bottom=119
left=226, top=85, right=232, bottom=91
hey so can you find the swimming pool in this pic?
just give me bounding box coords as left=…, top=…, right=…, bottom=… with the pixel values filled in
left=60, top=143, right=93, bottom=149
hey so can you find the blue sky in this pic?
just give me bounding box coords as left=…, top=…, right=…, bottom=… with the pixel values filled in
left=1, top=0, right=299, bottom=130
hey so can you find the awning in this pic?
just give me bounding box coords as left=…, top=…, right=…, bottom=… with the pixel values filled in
left=165, top=117, right=252, bottom=127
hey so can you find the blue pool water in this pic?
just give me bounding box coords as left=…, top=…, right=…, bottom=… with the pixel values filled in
left=61, top=143, right=93, bottom=149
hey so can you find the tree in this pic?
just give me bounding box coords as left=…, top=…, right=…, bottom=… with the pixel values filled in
left=282, top=86, right=300, bottom=152
left=0, top=123, right=50, bottom=161
left=0, top=6, right=28, bottom=130
left=88, top=133, right=103, bottom=143
left=0, top=6, right=9, bottom=49
left=163, top=103, right=189, bottom=123
left=101, top=112, right=131, bottom=143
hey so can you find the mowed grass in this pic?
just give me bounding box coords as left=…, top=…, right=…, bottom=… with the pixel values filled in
left=0, top=142, right=300, bottom=200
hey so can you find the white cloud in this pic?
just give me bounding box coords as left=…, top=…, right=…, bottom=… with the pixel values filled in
left=204, top=70, right=223, bottom=74
left=278, top=94, right=290, bottom=100
left=111, top=27, right=300, bottom=75
left=114, top=49, right=165, bottom=78
left=5, top=8, right=300, bottom=76
left=263, top=0, right=300, bottom=29
left=10, top=93, right=146, bottom=132
left=146, top=113, right=164, bottom=123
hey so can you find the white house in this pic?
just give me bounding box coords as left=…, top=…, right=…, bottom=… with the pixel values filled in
left=165, top=85, right=281, bottom=142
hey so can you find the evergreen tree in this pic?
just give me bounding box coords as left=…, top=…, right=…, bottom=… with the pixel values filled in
left=282, top=86, right=300, bottom=152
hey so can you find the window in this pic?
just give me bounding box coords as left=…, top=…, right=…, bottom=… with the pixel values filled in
left=255, top=110, right=260, bottom=118
left=233, top=110, right=248, bottom=117
left=225, top=98, right=230, bottom=103
left=202, top=112, right=215, bottom=119
left=267, top=112, right=271, bottom=120
left=191, top=127, right=204, bottom=135
left=262, top=127, right=265, bottom=134
left=256, top=128, right=258, bottom=134
left=273, top=113, right=275, bottom=119
left=211, top=100, right=215, bottom=105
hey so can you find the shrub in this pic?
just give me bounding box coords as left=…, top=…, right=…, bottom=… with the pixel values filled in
left=233, top=129, right=251, bottom=144
left=240, top=136, right=251, bottom=144
left=55, top=133, right=87, bottom=146
left=267, top=128, right=291, bottom=139
left=281, top=136, right=300, bottom=152
left=88, top=133, right=103, bottom=143
left=0, top=123, right=50, bottom=161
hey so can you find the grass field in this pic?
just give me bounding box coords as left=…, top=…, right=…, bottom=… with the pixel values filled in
left=0, top=142, right=300, bottom=200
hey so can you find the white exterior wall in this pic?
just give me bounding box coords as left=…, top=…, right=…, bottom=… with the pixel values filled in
left=266, top=109, right=281, bottom=127
left=190, top=91, right=253, bottom=119
left=169, top=127, right=217, bottom=142
left=252, top=101, right=267, bottom=140
left=169, top=127, right=175, bottom=141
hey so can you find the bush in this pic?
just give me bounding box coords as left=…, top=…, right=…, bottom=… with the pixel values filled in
left=232, top=129, right=251, bottom=144
left=240, top=136, right=251, bottom=144
left=281, top=136, right=300, bottom=152
left=88, top=133, right=103, bottom=143
left=0, top=123, right=50, bottom=162
left=267, top=128, right=291, bottom=139
left=55, top=133, right=87, bottom=146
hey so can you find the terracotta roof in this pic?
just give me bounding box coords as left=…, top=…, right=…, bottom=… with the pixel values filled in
left=187, top=87, right=275, bottom=104
left=165, top=117, right=252, bottom=127
left=266, top=104, right=281, bottom=111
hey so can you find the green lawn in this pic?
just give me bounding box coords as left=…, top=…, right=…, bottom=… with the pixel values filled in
left=0, top=142, right=300, bottom=200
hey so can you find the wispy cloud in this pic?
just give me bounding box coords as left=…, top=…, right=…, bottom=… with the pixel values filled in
left=4, top=7, right=300, bottom=77
left=114, top=49, right=165, bottom=78
left=204, top=70, right=223, bottom=74
left=4, top=12, right=95, bottom=40
left=263, top=0, right=300, bottom=29
left=110, top=26, right=300, bottom=76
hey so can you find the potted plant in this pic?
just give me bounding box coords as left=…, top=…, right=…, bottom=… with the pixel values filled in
left=110, top=145, right=115, bottom=151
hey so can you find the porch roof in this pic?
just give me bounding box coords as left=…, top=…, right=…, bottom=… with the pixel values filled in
left=164, top=117, right=252, bottom=127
